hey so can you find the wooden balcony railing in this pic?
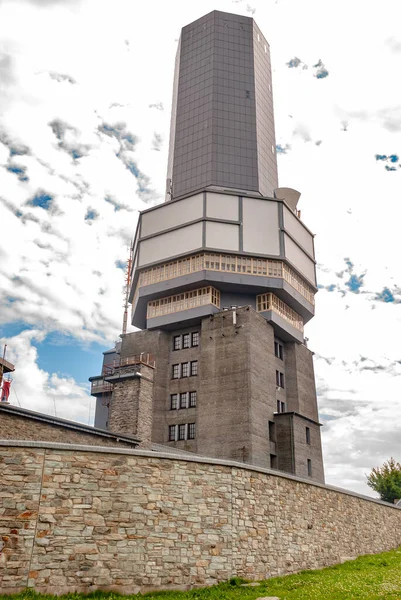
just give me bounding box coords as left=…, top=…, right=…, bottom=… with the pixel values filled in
left=147, top=286, right=220, bottom=319
left=134, top=252, right=315, bottom=305
left=257, top=293, right=304, bottom=332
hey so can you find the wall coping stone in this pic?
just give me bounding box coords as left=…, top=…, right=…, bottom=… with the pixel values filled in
left=0, top=439, right=399, bottom=510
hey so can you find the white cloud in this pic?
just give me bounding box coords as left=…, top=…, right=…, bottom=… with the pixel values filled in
left=1, top=330, right=94, bottom=424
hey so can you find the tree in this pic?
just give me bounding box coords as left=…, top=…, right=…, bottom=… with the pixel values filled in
left=367, top=458, right=401, bottom=503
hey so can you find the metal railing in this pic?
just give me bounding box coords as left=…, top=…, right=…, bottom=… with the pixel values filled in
left=103, top=353, right=156, bottom=374
left=90, top=380, right=113, bottom=395
left=256, top=293, right=304, bottom=332
left=135, top=252, right=315, bottom=305
left=147, top=286, right=220, bottom=319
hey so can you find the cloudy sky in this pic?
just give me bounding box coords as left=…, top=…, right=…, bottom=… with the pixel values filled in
left=1, top=0, right=400, bottom=498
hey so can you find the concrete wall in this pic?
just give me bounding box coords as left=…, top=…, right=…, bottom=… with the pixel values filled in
left=1, top=442, right=401, bottom=595
left=206, top=192, right=239, bottom=220
left=275, top=413, right=324, bottom=482
left=116, top=307, right=323, bottom=480
left=205, top=221, right=239, bottom=251
left=284, top=342, right=319, bottom=422
left=283, top=206, right=314, bottom=257
left=138, top=222, right=203, bottom=266
left=247, top=309, right=277, bottom=465
left=284, top=234, right=316, bottom=285
left=242, top=198, right=280, bottom=255
left=197, top=310, right=252, bottom=462
left=141, top=193, right=203, bottom=237
left=94, top=394, right=110, bottom=429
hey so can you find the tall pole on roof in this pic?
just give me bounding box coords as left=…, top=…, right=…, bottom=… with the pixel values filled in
left=122, top=243, right=133, bottom=336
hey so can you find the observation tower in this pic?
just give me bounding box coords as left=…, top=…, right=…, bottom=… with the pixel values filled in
left=92, top=10, right=325, bottom=482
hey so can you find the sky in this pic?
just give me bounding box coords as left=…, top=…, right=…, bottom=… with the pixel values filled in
left=0, top=0, right=400, bottom=498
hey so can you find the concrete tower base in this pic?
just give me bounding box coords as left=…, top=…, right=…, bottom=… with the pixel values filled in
left=98, top=306, right=324, bottom=482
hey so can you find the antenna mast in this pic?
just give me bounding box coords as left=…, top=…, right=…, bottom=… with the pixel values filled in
left=122, top=243, right=133, bottom=335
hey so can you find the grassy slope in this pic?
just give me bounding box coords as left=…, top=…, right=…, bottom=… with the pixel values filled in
left=3, top=548, right=401, bottom=600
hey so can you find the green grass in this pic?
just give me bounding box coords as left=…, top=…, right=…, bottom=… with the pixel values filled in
left=3, top=548, right=401, bottom=600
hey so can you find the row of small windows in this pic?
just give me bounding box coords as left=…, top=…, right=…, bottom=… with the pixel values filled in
left=170, top=391, right=197, bottom=410
left=173, top=332, right=199, bottom=350
left=169, top=423, right=196, bottom=441
left=172, top=361, right=198, bottom=379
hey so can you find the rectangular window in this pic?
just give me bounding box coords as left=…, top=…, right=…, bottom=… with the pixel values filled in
left=274, top=341, right=284, bottom=360
left=172, top=364, right=180, bottom=379
left=189, top=391, right=197, bottom=407
left=192, top=331, right=199, bottom=347
left=306, top=427, right=311, bottom=445
left=276, top=400, right=286, bottom=413
left=181, top=362, right=190, bottom=377
left=168, top=425, right=176, bottom=441
left=268, top=421, right=276, bottom=442
left=170, top=394, right=178, bottom=410
left=276, top=370, right=284, bottom=388
left=270, top=454, right=277, bottom=469
left=307, top=459, right=312, bottom=476
left=178, top=424, right=186, bottom=441
left=190, top=361, right=198, bottom=376
left=180, top=392, right=187, bottom=409
left=183, top=333, right=190, bottom=349
left=188, top=423, right=196, bottom=439
left=173, top=335, right=181, bottom=351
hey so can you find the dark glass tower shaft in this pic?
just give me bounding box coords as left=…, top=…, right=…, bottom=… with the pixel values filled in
left=166, top=10, right=278, bottom=201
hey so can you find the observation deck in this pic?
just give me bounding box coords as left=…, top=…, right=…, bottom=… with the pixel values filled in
left=129, top=188, right=316, bottom=342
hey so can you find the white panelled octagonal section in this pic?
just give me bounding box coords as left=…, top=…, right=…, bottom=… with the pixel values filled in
left=130, top=188, right=316, bottom=339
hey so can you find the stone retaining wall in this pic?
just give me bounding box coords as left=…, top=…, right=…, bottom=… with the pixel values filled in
left=1, top=441, right=401, bottom=594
